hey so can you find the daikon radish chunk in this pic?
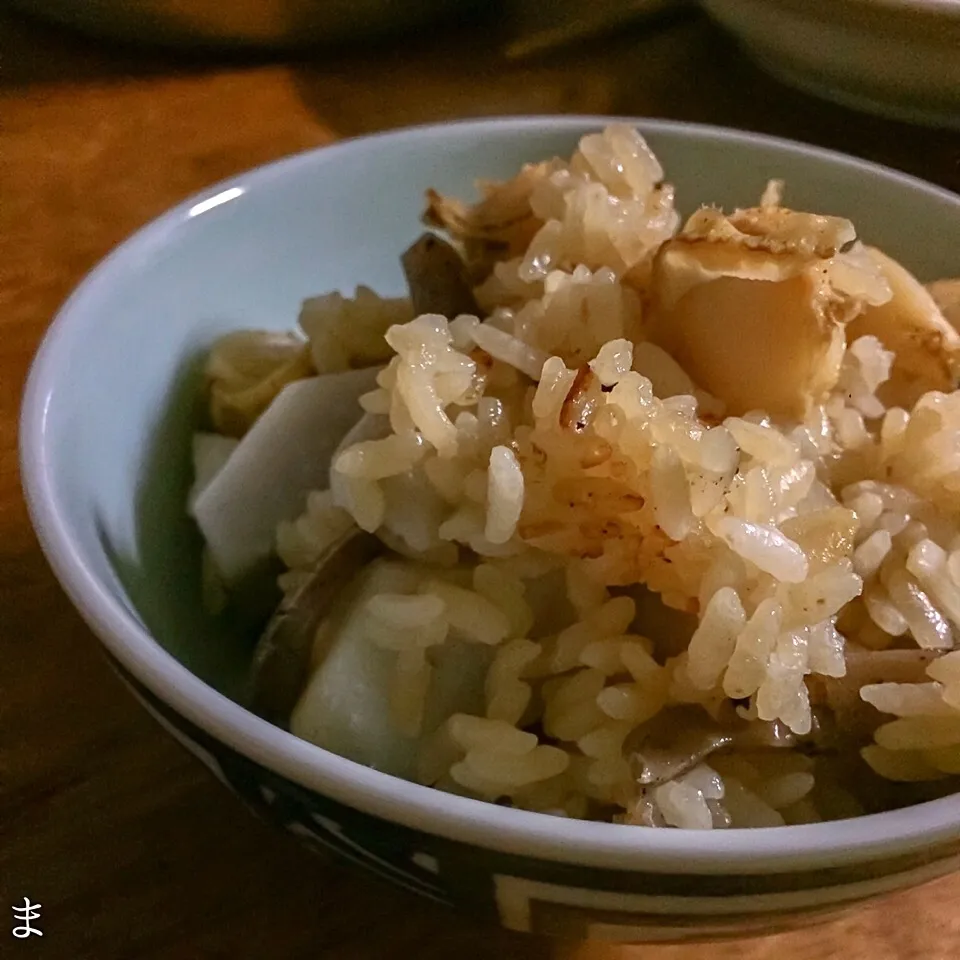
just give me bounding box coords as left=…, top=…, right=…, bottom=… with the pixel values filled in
left=193, top=366, right=379, bottom=583
left=290, top=559, right=490, bottom=779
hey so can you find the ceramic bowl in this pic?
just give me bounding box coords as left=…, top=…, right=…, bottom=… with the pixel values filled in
left=20, top=117, right=960, bottom=943
left=700, top=0, right=960, bottom=129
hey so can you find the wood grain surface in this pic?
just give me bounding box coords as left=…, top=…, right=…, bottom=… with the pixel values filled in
left=3, top=6, right=960, bottom=958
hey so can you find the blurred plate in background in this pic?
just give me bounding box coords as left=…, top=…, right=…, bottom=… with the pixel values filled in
left=6, top=0, right=480, bottom=49
left=700, top=0, right=960, bottom=130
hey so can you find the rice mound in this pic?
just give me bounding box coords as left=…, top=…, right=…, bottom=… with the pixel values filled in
left=268, top=125, right=960, bottom=828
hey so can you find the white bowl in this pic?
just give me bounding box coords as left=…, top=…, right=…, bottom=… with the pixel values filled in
left=701, top=0, right=960, bottom=129
left=19, top=116, right=960, bottom=943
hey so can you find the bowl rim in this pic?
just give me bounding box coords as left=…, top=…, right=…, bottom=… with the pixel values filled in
left=815, top=0, right=960, bottom=16
left=707, top=0, right=960, bottom=20
left=20, top=114, right=960, bottom=874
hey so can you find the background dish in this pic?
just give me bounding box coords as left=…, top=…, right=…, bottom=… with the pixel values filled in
left=700, top=0, right=960, bottom=130
left=5, top=0, right=472, bottom=48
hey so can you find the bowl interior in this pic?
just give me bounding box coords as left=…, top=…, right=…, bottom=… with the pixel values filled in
left=22, top=117, right=960, bottom=865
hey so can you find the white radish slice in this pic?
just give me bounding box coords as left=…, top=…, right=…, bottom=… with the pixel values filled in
left=192, top=366, right=380, bottom=584
left=290, top=558, right=490, bottom=780
left=291, top=560, right=420, bottom=777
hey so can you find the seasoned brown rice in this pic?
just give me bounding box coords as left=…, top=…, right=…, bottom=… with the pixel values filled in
left=194, top=124, right=960, bottom=829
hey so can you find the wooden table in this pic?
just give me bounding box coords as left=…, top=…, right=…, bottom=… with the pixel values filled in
left=3, top=6, right=960, bottom=958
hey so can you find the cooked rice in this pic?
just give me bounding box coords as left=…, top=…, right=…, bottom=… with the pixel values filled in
left=196, top=124, right=960, bottom=828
